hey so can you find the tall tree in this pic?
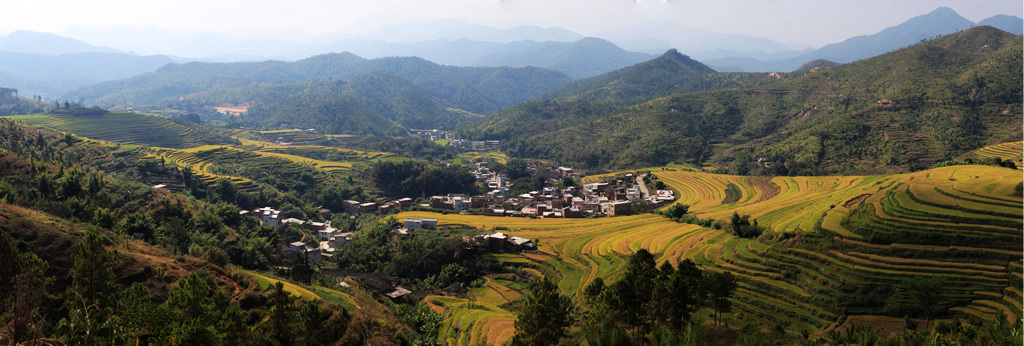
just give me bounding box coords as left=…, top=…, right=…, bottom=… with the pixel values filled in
left=511, top=278, right=576, bottom=346
left=68, top=230, right=120, bottom=310
left=905, top=276, right=944, bottom=330
left=706, top=271, right=736, bottom=326
left=267, top=281, right=298, bottom=344
left=611, top=248, right=658, bottom=336
left=6, top=252, right=52, bottom=343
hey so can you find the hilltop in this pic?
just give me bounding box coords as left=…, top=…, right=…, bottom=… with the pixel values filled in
left=536, top=49, right=777, bottom=106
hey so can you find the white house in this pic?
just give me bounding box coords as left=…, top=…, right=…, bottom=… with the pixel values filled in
left=404, top=218, right=438, bottom=229
left=253, top=207, right=282, bottom=230
left=452, top=197, right=470, bottom=211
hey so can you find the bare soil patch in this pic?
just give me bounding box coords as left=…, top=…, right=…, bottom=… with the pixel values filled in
left=843, top=193, right=872, bottom=208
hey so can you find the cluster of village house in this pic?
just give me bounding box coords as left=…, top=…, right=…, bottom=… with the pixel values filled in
left=328, top=163, right=676, bottom=218
left=409, top=129, right=500, bottom=152
left=243, top=207, right=537, bottom=263
left=240, top=164, right=676, bottom=262
left=424, top=163, right=677, bottom=218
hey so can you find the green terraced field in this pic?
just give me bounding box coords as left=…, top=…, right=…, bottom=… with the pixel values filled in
left=395, top=164, right=1023, bottom=343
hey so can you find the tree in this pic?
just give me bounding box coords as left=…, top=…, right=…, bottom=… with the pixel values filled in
left=504, top=158, right=530, bottom=180
left=511, top=278, right=576, bottom=346
left=906, top=276, right=943, bottom=330
left=0, top=229, right=19, bottom=301
left=167, top=272, right=228, bottom=343
left=292, top=251, right=315, bottom=285
left=609, top=248, right=658, bottom=336
left=69, top=230, right=120, bottom=310
left=267, top=281, right=297, bottom=344
left=706, top=271, right=736, bottom=326
left=7, top=252, right=52, bottom=343
left=664, top=203, right=690, bottom=220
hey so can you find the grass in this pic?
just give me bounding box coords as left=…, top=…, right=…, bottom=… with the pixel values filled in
left=246, top=271, right=320, bottom=301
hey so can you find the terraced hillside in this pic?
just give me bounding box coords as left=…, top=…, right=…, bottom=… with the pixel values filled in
left=145, top=136, right=383, bottom=191
left=3, top=112, right=232, bottom=148
left=395, top=165, right=1022, bottom=344
left=4, top=114, right=392, bottom=190
left=965, top=141, right=1023, bottom=169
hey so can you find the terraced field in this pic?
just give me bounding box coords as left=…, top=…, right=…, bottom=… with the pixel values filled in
left=966, top=141, right=1023, bottom=169
left=4, top=112, right=229, bottom=148
left=395, top=165, right=1022, bottom=343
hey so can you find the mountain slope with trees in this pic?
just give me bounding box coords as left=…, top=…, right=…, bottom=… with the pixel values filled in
left=461, top=26, right=1023, bottom=174
left=178, top=72, right=475, bottom=133
left=66, top=53, right=570, bottom=115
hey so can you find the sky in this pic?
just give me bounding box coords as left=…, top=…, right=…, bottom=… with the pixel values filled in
left=1, top=0, right=1021, bottom=47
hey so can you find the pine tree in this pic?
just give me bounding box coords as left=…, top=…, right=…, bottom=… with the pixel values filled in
left=511, top=278, right=576, bottom=346
left=68, top=230, right=120, bottom=310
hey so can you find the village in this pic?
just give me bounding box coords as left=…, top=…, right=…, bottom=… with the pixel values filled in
left=239, top=162, right=677, bottom=265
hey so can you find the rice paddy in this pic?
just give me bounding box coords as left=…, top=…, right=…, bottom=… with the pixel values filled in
left=967, top=141, right=1023, bottom=169
left=396, top=164, right=1023, bottom=342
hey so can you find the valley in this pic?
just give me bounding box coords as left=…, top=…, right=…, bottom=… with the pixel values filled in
left=0, top=5, right=1021, bottom=345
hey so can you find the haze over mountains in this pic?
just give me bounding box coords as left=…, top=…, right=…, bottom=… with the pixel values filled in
left=0, top=7, right=1019, bottom=100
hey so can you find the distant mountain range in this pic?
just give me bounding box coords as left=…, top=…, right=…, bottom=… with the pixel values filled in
left=706, top=7, right=1024, bottom=72
left=0, top=7, right=1019, bottom=100
left=0, top=30, right=123, bottom=55
left=0, top=51, right=175, bottom=97
left=310, top=37, right=655, bottom=79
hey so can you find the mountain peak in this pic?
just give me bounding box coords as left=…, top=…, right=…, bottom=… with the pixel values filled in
left=928, top=6, right=958, bottom=16
left=655, top=49, right=714, bottom=73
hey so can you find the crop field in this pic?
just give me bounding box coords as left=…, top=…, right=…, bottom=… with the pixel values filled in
left=395, top=164, right=1022, bottom=342
left=3, top=112, right=227, bottom=148
left=456, top=150, right=509, bottom=164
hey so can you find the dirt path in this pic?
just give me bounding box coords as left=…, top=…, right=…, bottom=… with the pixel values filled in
left=636, top=174, right=650, bottom=198
left=843, top=193, right=872, bottom=208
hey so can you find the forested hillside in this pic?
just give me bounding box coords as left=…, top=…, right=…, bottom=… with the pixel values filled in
left=537, top=49, right=777, bottom=106
left=460, top=26, right=1023, bottom=174
left=0, top=119, right=428, bottom=344
left=66, top=53, right=570, bottom=115
left=176, top=72, right=476, bottom=133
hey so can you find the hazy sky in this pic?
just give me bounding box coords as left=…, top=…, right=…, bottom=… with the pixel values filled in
left=2, top=0, right=1021, bottom=47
